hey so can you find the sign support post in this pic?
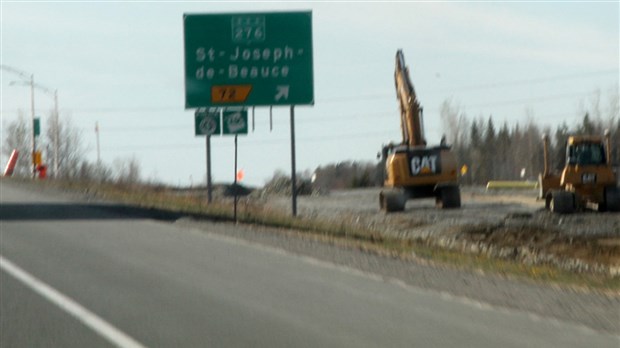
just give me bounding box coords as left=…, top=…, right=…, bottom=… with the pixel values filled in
left=206, top=134, right=212, bottom=203
left=195, top=108, right=221, bottom=204
left=233, top=134, right=238, bottom=222
left=290, top=106, right=297, bottom=216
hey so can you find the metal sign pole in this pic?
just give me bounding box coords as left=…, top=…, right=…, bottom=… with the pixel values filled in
left=252, top=106, right=255, bottom=132
left=30, top=75, right=37, bottom=179
left=206, top=134, right=212, bottom=203
left=234, top=134, right=238, bottom=222
left=290, top=106, right=297, bottom=217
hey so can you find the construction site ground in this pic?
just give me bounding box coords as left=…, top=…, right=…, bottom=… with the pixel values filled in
left=262, top=186, right=620, bottom=276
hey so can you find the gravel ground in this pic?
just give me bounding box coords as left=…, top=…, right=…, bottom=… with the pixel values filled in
left=266, top=186, right=618, bottom=238
left=262, top=187, right=620, bottom=274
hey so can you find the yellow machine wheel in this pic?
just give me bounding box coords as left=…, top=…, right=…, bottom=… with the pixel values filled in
left=600, top=186, right=620, bottom=212
left=548, top=190, right=575, bottom=214
left=380, top=189, right=406, bottom=212
left=435, top=185, right=461, bottom=209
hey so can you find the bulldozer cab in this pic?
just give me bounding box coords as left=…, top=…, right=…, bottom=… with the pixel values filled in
left=540, top=133, right=619, bottom=213
left=566, top=140, right=606, bottom=166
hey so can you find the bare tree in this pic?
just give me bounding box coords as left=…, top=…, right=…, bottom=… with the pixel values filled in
left=2, top=111, right=32, bottom=177
left=43, top=113, right=86, bottom=179
left=74, top=160, right=113, bottom=183
left=113, top=156, right=142, bottom=185
left=440, top=99, right=469, bottom=146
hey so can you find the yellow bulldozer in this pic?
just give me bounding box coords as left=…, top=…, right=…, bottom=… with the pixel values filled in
left=539, top=131, right=619, bottom=213
left=379, top=50, right=460, bottom=212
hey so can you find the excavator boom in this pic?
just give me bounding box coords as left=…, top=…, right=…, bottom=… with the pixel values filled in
left=395, top=50, right=425, bottom=147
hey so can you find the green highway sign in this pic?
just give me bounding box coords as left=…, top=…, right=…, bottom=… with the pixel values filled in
left=33, top=117, right=41, bottom=137
left=184, top=11, right=314, bottom=108
left=195, top=110, right=221, bottom=136
left=223, top=110, right=248, bottom=135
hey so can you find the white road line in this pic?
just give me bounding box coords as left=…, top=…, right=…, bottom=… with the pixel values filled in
left=0, top=255, right=147, bottom=348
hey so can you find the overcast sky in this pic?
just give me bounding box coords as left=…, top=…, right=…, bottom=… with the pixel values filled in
left=1, top=1, right=618, bottom=187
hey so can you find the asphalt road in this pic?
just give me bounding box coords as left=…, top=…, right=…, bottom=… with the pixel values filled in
left=1, top=181, right=618, bottom=347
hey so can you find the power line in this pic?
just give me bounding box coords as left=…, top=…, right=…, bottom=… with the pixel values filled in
left=79, top=111, right=396, bottom=133
left=101, top=129, right=398, bottom=152
left=4, top=69, right=614, bottom=114
left=438, top=69, right=619, bottom=94
left=466, top=91, right=590, bottom=109
left=6, top=84, right=611, bottom=120
left=1, top=86, right=613, bottom=118
left=93, top=102, right=616, bottom=152
left=318, top=69, right=619, bottom=102
left=81, top=88, right=610, bottom=134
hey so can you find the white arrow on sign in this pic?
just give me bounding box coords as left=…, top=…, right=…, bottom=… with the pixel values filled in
left=275, top=85, right=289, bottom=101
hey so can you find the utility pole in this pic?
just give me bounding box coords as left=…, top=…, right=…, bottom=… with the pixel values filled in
left=53, top=90, right=59, bottom=177
left=95, top=122, right=101, bottom=165
left=29, top=74, right=36, bottom=178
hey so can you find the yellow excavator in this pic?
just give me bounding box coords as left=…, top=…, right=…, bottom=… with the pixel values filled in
left=379, top=50, right=460, bottom=212
left=539, top=131, right=619, bottom=213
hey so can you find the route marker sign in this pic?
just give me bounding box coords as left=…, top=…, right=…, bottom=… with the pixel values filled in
left=223, top=110, right=248, bottom=135
left=184, top=11, right=314, bottom=108
left=195, top=109, right=221, bottom=136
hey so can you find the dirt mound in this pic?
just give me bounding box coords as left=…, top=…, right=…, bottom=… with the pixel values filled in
left=457, top=222, right=620, bottom=274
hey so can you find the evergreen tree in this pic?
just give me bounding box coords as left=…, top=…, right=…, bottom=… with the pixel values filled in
left=483, top=116, right=497, bottom=181
left=468, top=118, right=484, bottom=184
left=523, top=122, right=543, bottom=180
left=496, top=122, right=512, bottom=179
left=577, top=113, right=596, bottom=135
left=612, top=118, right=620, bottom=167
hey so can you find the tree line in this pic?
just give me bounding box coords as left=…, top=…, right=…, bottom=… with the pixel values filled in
left=440, top=92, right=619, bottom=185
left=2, top=110, right=142, bottom=184
left=5, top=88, right=618, bottom=190
left=297, top=89, right=620, bottom=191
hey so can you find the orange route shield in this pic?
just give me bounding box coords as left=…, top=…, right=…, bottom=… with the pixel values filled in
left=211, top=85, right=252, bottom=104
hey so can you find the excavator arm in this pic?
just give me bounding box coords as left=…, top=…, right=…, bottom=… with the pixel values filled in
left=395, top=50, right=425, bottom=147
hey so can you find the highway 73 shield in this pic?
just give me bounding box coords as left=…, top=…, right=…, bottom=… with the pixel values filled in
left=195, top=110, right=221, bottom=136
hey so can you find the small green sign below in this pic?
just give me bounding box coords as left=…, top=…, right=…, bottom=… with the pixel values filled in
left=195, top=110, right=221, bottom=136
left=223, top=110, right=248, bottom=135
left=33, top=117, right=41, bottom=137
